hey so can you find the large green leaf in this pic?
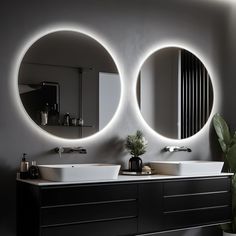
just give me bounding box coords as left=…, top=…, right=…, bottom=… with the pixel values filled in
left=227, top=144, right=236, bottom=173
left=213, top=113, right=231, bottom=146
left=218, top=138, right=227, bottom=153
left=231, top=132, right=236, bottom=146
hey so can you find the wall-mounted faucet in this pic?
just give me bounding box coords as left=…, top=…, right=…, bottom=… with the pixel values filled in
left=164, top=146, right=192, bottom=152
left=55, top=147, right=87, bottom=157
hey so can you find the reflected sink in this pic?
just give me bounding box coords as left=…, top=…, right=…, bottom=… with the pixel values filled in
left=38, top=164, right=121, bottom=182
left=150, top=161, right=224, bottom=176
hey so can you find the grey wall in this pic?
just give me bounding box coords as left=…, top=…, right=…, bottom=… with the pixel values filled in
left=0, top=0, right=233, bottom=235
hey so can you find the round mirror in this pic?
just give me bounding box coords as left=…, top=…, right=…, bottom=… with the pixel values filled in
left=18, top=31, right=121, bottom=139
left=137, top=47, right=214, bottom=139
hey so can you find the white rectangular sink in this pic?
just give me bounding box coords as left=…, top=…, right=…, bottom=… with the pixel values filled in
left=38, top=164, right=121, bottom=182
left=150, top=161, right=224, bottom=176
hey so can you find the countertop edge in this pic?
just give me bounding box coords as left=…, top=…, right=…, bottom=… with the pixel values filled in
left=16, top=172, right=234, bottom=186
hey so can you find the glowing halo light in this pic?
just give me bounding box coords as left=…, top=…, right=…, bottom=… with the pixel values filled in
left=11, top=25, right=125, bottom=143
left=133, top=42, right=220, bottom=143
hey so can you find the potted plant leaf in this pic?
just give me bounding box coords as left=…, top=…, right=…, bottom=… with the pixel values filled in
left=213, top=113, right=236, bottom=236
left=125, top=130, right=148, bottom=172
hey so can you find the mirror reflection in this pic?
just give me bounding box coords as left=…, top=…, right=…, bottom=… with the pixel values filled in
left=18, top=31, right=120, bottom=139
left=137, top=47, right=213, bottom=139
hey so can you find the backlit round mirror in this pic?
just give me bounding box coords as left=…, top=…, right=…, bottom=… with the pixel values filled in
left=137, top=47, right=213, bottom=139
left=18, top=31, right=121, bottom=139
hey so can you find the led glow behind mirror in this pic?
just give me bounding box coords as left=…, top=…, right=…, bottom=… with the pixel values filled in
left=18, top=30, right=121, bottom=139
left=136, top=47, right=214, bottom=139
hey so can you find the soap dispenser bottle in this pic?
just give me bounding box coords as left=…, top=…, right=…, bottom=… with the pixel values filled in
left=29, top=160, right=40, bottom=179
left=20, top=153, right=29, bottom=179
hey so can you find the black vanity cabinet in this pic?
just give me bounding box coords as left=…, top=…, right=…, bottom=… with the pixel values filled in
left=17, top=176, right=232, bottom=236
left=17, top=182, right=138, bottom=236
left=162, top=177, right=231, bottom=230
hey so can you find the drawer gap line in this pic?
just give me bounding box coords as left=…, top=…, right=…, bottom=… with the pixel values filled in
left=164, top=190, right=229, bottom=198
left=40, top=215, right=138, bottom=228
left=164, top=204, right=230, bottom=214
left=41, top=198, right=137, bottom=209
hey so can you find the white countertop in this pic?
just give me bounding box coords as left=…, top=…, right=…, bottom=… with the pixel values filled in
left=17, top=172, right=233, bottom=186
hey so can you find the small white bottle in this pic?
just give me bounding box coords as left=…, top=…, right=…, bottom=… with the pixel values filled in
left=20, top=153, right=29, bottom=179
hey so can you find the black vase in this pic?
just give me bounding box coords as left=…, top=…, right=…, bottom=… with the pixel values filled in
left=129, top=156, right=142, bottom=172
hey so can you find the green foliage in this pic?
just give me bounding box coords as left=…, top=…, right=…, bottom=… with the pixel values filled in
left=213, top=113, right=236, bottom=233
left=125, top=130, right=148, bottom=157
left=213, top=113, right=231, bottom=147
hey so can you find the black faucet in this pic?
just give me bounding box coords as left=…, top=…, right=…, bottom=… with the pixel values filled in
left=54, top=147, right=87, bottom=157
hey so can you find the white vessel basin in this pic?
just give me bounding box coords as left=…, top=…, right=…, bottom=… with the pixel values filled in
left=150, top=161, right=224, bottom=176
left=38, top=164, right=121, bottom=182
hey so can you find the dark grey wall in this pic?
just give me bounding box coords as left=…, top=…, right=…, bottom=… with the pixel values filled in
left=0, top=0, right=232, bottom=235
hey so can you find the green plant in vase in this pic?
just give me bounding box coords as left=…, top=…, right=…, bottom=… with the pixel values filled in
left=213, top=113, right=236, bottom=235
left=125, top=130, right=148, bottom=172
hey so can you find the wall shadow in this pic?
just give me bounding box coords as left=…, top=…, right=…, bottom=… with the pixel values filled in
left=0, top=161, right=18, bottom=235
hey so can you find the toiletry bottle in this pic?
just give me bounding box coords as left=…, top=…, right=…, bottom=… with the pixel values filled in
left=78, top=118, right=84, bottom=126
left=20, top=153, right=29, bottom=179
left=29, top=161, right=40, bottom=179
left=41, top=103, right=49, bottom=126
left=48, top=103, right=60, bottom=125
left=63, top=112, right=70, bottom=126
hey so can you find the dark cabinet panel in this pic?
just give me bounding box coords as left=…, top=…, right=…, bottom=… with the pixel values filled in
left=17, top=182, right=138, bottom=236
left=41, top=200, right=137, bottom=226
left=41, top=218, right=137, bottom=236
left=164, top=192, right=231, bottom=212
left=164, top=206, right=231, bottom=229
left=163, top=177, right=232, bottom=230
left=138, top=182, right=164, bottom=234
left=41, top=184, right=137, bottom=206
left=17, top=176, right=232, bottom=236
left=164, top=177, right=230, bottom=196
left=17, top=182, right=41, bottom=236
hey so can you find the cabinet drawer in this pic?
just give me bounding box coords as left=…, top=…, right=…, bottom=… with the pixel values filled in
left=41, top=200, right=137, bottom=226
left=41, top=218, right=137, bottom=236
left=164, top=177, right=230, bottom=196
left=164, top=206, right=231, bottom=229
left=41, top=183, right=137, bottom=206
left=164, top=192, right=231, bottom=212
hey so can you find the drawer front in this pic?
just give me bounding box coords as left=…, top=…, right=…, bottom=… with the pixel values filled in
left=163, top=177, right=232, bottom=230
left=164, top=177, right=230, bottom=196
left=164, top=192, right=231, bottom=212
left=41, top=218, right=137, bottom=236
left=164, top=206, right=231, bottom=229
left=41, top=200, right=137, bottom=226
left=41, top=183, right=137, bottom=206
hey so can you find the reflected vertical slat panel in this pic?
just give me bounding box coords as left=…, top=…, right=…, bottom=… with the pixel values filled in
left=181, top=51, right=183, bottom=139
left=206, top=73, right=210, bottom=118
left=199, top=60, right=202, bottom=131
left=191, top=54, right=195, bottom=136
left=178, top=50, right=182, bottom=139
left=180, top=50, right=212, bottom=139
left=182, top=51, right=185, bottom=139
left=182, top=51, right=187, bottom=138
left=185, top=53, right=188, bottom=138
left=195, top=58, right=198, bottom=133
left=203, top=68, right=206, bottom=126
